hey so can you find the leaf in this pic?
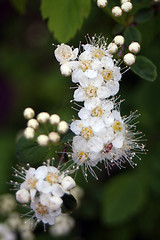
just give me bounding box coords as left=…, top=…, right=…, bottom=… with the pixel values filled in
left=16, top=136, right=58, bottom=165
left=62, top=194, right=77, bottom=212
left=131, top=56, right=157, bottom=82
left=124, top=26, right=142, bottom=46
left=101, top=173, right=146, bottom=225
left=10, top=0, right=28, bottom=14
left=40, top=0, right=91, bottom=43
left=134, top=8, right=154, bottom=23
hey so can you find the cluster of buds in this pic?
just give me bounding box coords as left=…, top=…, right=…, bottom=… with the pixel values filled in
left=23, top=108, right=69, bottom=146
left=97, top=0, right=133, bottom=17
left=54, top=35, right=145, bottom=178
left=14, top=160, right=76, bottom=226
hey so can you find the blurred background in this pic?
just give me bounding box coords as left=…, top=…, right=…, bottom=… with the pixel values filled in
left=0, top=0, right=160, bottom=239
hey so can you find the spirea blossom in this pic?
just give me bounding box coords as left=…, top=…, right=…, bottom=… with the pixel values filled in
left=54, top=35, right=145, bottom=179
left=13, top=161, right=76, bottom=226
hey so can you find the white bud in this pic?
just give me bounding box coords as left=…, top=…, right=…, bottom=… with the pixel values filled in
left=23, top=107, right=35, bottom=120
left=37, top=112, right=50, bottom=123
left=49, top=132, right=60, bottom=143
left=57, top=121, right=69, bottom=134
left=61, top=176, right=76, bottom=191
left=107, top=43, right=118, bottom=54
left=121, top=0, right=130, bottom=3
left=121, top=2, right=133, bottom=12
left=16, top=189, right=30, bottom=203
left=97, top=0, right=107, bottom=8
left=123, top=53, right=136, bottom=65
left=27, top=119, right=39, bottom=130
left=49, top=196, right=63, bottom=211
left=128, top=42, right=141, bottom=54
left=112, top=6, right=122, bottom=17
left=50, top=114, right=60, bottom=125
left=60, top=63, right=72, bottom=76
left=24, top=127, right=35, bottom=139
left=113, top=35, right=125, bottom=46
left=37, top=135, right=49, bottom=146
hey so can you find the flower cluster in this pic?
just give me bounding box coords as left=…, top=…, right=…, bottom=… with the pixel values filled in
left=13, top=161, right=76, bottom=226
left=0, top=194, right=34, bottom=240
left=54, top=35, right=145, bottom=178
left=23, top=108, right=69, bottom=146
left=97, top=0, right=133, bottom=17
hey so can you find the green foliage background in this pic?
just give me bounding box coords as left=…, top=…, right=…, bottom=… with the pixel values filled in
left=0, top=0, right=160, bottom=239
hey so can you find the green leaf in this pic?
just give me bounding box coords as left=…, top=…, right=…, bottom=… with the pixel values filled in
left=101, top=173, right=146, bottom=225
left=62, top=194, right=77, bottom=212
left=40, top=0, right=91, bottom=43
left=124, top=26, right=142, bottom=46
left=131, top=56, right=157, bottom=82
left=10, top=0, right=28, bottom=14
left=134, top=8, right=154, bottom=23
left=16, top=136, right=58, bottom=165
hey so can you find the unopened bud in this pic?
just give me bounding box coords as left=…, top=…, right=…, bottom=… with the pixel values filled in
left=121, top=2, right=133, bottom=12
left=113, top=35, right=125, bottom=46
left=27, top=119, right=39, bottom=130
left=23, top=108, right=35, bottom=120
left=37, top=135, right=49, bottom=146
left=112, top=6, right=122, bottom=17
left=49, top=132, right=60, bottom=143
left=97, top=0, right=107, bottom=8
left=129, top=42, right=141, bottom=54
left=24, top=127, right=35, bottom=139
left=37, top=112, right=50, bottom=124
left=16, top=189, right=30, bottom=203
left=57, top=121, right=69, bottom=134
left=107, top=43, right=118, bottom=54
left=123, top=53, right=136, bottom=65
left=50, top=114, right=60, bottom=125
left=60, top=63, right=72, bottom=76
left=61, top=176, right=76, bottom=191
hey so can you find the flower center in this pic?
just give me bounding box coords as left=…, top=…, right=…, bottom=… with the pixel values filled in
left=92, top=106, right=103, bottom=117
left=78, top=152, right=89, bottom=164
left=46, top=173, right=58, bottom=184
left=81, top=127, right=93, bottom=140
left=26, top=177, right=37, bottom=189
left=80, top=60, right=91, bottom=71
left=61, top=49, right=71, bottom=59
left=92, top=49, right=104, bottom=59
left=113, top=121, right=122, bottom=132
left=102, top=143, right=113, bottom=154
left=102, top=69, right=113, bottom=82
left=37, top=204, right=48, bottom=215
left=85, top=86, right=97, bottom=98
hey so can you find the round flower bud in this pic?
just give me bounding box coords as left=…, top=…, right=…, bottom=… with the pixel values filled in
left=123, top=53, right=136, bottom=65
left=112, top=6, right=122, bottom=17
left=97, top=0, right=107, bottom=8
left=121, top=0, right=130, bottom=3
left=50, top=114, right=60, bottom=125
left=37, top=135, right=49, bottom=146
left=128, top=42, right=141, bottom=54
left=23, top=107, right=35, bottom=120
left=60, top=63, right=72, bottom=76
left=27, top=119, right=39, bottom=130
left=37, top=112, right=50, bottom=124
left=24, top=127, right=35, bottom=139
left=16, top=189, right=30, bottom=203
left=121, top=2, right=133, bottom=12
left=107, top=43, right=118, bottom=54
left=61, top=176, right=76, bottom=191
left=113, top=35, right=125, bottom=46
left=49, top=132, right=60, bottom=143
left=57, top=121, right=69, bottom=134
left=49, top=196, right=63, bottom=211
